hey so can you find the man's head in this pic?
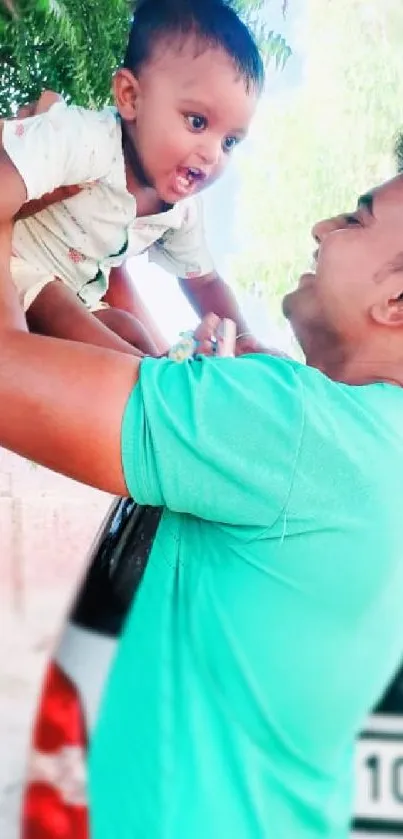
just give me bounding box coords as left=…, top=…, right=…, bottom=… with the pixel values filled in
left=113, top=0, right=263, bottom=203
left=282, top=175, right=403, bottom=384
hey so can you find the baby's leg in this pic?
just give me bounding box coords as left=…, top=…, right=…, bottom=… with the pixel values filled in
left=11, top=258, right=152, bottom=356
left=25, top=279, right=144, bottom=356
left=93, top=306, right=159, bottom=356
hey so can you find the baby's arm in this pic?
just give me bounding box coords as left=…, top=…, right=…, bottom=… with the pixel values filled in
left=179, top=269, right=249, bottom=342
left=150, top=196, right=264, bottom=355
left=180, top=272, right=291, bottom=358
left=105, top=264, right=170, bottom=355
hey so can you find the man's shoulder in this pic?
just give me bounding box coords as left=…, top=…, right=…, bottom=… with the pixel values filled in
left=292, top=365, right=403, bottom=462
left=252, top=358, right=392, bottom=438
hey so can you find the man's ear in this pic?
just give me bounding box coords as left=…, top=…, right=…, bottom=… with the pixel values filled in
left=387, top=293, right=403, bottom=325
left=112, top=69, right=141, bottom=121
left=370, top=277, right=403, bottom=327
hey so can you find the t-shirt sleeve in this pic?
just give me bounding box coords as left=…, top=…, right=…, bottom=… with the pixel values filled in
left=121, top=355, right=304, bottom=526
left=147, top=196, right=215, bottom=278
left=2, top=103, right=117, bottom=201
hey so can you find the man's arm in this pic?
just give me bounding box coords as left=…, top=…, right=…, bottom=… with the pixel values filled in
left=1, top=99, right=115, bottom=210
left=0, top=126, right=28, bottom=220
left=105, top=264, right=170, bottom=355
left=0, top=222, right=138, bottom=494
left=0, top=223, right=226, bottom=495
left=9, top=93, right=82, bottom=220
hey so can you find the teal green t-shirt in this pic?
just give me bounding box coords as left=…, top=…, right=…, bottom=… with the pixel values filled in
left=90, top=355, right=403, bottom=839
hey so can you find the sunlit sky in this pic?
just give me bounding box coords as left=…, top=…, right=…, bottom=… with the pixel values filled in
left=128, top=0, right=303, bottom=351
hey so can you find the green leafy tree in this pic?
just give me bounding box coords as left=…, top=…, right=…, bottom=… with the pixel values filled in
left=0, top=0, right=291, bottom=115
left=231, top=0, right=403, bottom=319
left=0, top=0, right=133, bottom=113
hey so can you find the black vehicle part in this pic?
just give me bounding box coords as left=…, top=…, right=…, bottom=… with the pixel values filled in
left=70, top=500, right=163, bottom=637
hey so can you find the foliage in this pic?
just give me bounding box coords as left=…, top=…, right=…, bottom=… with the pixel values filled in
left=231, top=0, right=403, bottom=318
left=0, top=0, right=291, bottom=115
left=0, top=0, right=131, bottom=113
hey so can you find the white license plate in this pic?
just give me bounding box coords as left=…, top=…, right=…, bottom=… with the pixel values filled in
left=355, top=732, right=403, bottom=824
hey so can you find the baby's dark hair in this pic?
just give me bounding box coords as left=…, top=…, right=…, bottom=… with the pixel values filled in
left=124, top=0, right=265, bottom=94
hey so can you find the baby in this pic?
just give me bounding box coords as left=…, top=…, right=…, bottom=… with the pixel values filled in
left=0, top=0, right=265, bottom=356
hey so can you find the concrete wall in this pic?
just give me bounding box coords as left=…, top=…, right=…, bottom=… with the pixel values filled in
left=0, top=447, right=112, bottom=615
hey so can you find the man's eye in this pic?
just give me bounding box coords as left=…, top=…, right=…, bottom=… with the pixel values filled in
left=186, top=114, right=207, bottom=131
left=344, top=214, right=362, bottom=226
left=223, top=136, right=239, bottom=153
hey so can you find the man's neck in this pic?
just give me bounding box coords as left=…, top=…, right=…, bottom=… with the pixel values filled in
left=310, top=343, right=403, bottom=388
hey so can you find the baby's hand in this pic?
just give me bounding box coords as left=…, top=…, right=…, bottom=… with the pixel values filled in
left=194, top=314, right=236, bottom=357
left=168, top=314, right=236, bottom=361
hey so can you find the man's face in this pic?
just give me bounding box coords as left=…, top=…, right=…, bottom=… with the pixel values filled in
left=115, top=37, right=258, bottom=204
left=282, top=175, right=403, bottom=367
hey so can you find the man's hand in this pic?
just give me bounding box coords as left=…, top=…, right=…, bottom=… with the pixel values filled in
left=15, top=89, right=63, bottom=120
left=236, top=331, right=291, bottom=358
left=235, top=332, right=266, bottom=356
left=10, top=90, right=83, bottom=221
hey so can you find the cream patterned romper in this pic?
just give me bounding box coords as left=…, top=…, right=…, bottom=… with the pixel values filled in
left=2, top=102, right=214, bottom=312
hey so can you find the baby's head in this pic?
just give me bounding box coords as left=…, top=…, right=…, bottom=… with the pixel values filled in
left=113, top=0, right=264, bottom=204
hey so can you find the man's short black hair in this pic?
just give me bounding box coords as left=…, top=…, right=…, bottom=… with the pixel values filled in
left=124, top=0, right=265, bottom=94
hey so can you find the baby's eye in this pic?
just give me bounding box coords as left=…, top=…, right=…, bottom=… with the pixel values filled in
left=223, top=135, right=239, bottom=153
left=186, top=114, right=207, bottom=131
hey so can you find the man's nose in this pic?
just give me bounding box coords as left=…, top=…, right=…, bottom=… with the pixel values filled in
left=311, top=215, right=344, bottom=243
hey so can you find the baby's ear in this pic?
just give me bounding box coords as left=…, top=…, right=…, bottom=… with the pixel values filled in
left=112, top=69, right=140, bottom=121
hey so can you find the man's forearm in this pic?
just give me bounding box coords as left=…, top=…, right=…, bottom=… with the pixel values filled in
left=0, top=222, right=138, bottom=494
left=0, top=144, right=28, bottom=222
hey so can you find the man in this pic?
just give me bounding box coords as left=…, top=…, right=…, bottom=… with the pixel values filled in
left=1, top=173, right=403, bottom=838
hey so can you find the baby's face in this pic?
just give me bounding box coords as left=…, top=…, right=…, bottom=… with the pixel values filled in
left=116, top=36, right=259, bottom=204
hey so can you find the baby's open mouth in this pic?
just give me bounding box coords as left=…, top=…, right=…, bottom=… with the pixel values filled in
left=176, top=166, right=206, bottom=191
